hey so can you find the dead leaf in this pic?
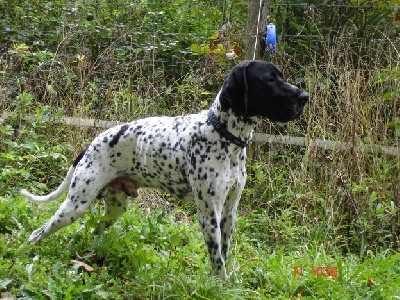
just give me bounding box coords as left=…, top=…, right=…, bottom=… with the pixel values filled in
left=71, top=260, right=95, bottom=272
left=367, top=278, right=376, bottom=287
left=0, top=292, right=15, bottom=300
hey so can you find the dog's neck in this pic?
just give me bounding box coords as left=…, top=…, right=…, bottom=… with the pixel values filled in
left=207, top=91, right=259, bottom=148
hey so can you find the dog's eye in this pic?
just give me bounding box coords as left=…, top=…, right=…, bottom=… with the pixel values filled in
left=264, top=77, right=275, bottom=83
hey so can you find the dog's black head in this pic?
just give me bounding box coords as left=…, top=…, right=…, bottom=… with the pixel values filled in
left=219, top=60, right=309, bottom=122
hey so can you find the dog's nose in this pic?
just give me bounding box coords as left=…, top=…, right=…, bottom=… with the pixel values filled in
left=298, top=91, right=309, bottom=104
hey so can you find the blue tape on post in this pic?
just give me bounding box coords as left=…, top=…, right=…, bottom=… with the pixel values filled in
left=266, top=23, right=276, bottom=54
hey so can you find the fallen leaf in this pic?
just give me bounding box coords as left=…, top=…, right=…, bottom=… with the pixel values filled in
left=71, top=260, right=95, bottom=272
left=367, top=278, right=376, bottom=287
left=0, top=292, right=15, bottom=300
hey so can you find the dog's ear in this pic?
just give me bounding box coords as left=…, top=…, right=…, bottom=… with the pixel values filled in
left=219, top=61, right=252, bottom=116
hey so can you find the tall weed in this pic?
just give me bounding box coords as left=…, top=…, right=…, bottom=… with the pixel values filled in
left=246, top=27, right=400, bottom=253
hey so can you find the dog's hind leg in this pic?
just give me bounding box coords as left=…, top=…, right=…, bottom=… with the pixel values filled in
left=28, top=172, right=107, bottom=243
left=98, top=176, right=138, bottom=230
left=94, top=188, right=132, bottom=233
left=28, top=196, right=93, bottom=243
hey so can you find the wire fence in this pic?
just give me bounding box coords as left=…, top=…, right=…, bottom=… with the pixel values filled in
left=2, top=112, right=397, bottom=156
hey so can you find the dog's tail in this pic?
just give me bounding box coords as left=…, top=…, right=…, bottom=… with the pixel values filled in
left=20, top=166, right=75, bottom=203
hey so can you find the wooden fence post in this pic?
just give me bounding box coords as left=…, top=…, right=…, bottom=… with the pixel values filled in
left=244, top=0, right=269, bottom=60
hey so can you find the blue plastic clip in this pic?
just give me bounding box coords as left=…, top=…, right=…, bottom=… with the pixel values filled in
left=266, top=23, right=276, bottom=54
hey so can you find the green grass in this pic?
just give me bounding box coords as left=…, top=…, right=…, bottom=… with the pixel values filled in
left=1, top=194, right=400, bottom=299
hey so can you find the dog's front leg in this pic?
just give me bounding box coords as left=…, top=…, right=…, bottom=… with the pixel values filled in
left=194, top=189, right=228, bottom=279
left=197, top=209, right=227, bottom=279
left=220, top=184, right=243, bottom=261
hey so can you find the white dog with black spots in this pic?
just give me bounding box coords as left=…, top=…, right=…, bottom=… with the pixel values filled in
left=21, top=60, right=309, bottom=279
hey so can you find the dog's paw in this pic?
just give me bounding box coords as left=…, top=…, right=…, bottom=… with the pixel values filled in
left=28, top=228, right=45, bottom=243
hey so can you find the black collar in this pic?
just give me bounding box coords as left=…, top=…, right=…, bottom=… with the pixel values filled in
left=207, top=110, right=250, bottom=148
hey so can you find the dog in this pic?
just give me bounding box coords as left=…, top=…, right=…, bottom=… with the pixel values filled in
left=20, top=60, right=308, bottom=279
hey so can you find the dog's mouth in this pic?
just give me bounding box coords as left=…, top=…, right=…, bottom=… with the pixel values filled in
left=269, top=111, right=303, bottom=124
left=289, top=91, right=309, bottom=120
left=267, top=101, right=307, bottom=123
left=294, top=105, right=306, bottom=118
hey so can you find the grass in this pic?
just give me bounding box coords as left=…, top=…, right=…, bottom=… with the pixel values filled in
left=1, top=0, right=399, bottom=298
left=1, top=194, right=400, bottom=299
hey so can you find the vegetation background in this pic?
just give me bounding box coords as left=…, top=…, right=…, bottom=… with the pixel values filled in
left=0, top=0, right=399, bottom=298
